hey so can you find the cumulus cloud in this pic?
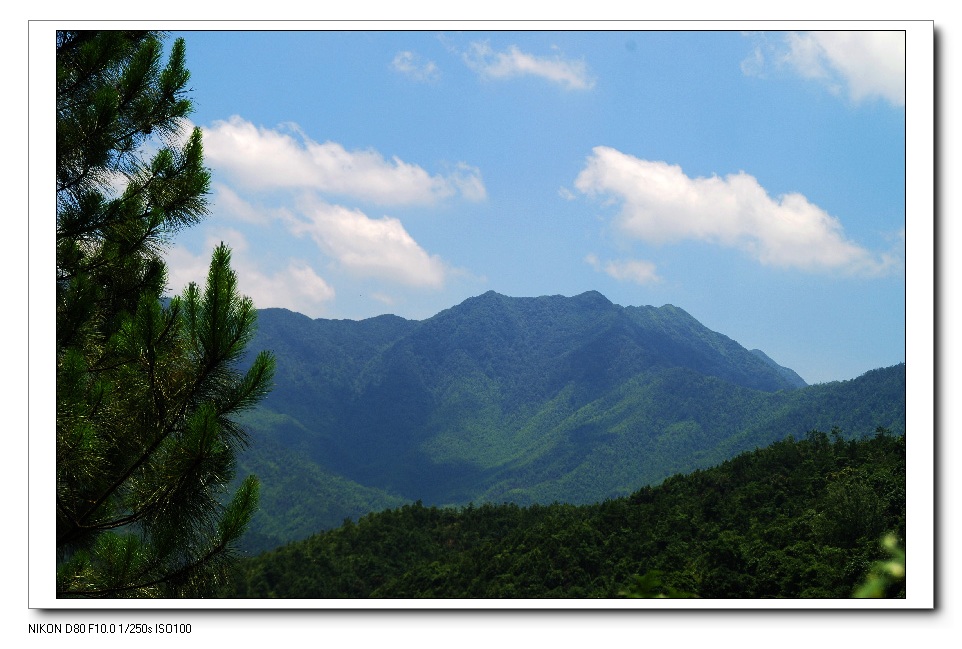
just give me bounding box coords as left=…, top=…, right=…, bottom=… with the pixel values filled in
left=163, top=230, right=336, bottom=317
left=201, top=116, right=485, bottom=205
left=232, top=260, right=337, bottom=315
left=285, top=198, right=448, bottom=288
left=447, top=162, right=488, bottom=202
left=392, top=50, right=441, bottom=82
left=574, top=146, right=897, bottom=276
left=461, top=41, right=595, bottom=90
left=210, top=182, right=271, bottom=224
left=585, top=253, right=662, bottom=285
left=743, top=31, right=905, bottom=107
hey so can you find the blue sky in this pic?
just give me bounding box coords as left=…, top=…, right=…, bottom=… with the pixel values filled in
left=160, top=29, right=907, bottom=384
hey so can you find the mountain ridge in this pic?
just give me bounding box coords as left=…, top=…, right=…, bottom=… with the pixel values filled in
left=233, top=290, right=903, bottom=554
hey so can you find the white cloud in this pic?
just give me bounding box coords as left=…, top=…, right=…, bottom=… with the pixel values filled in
left=575, top=146, right=897, bottom=276
left=201, top=116, right=485, bottom=205
left=164, top=243, right=218, bottom=298
left=791, top=32, right=905, bottom=106
left=392, top=50, right=441, bottom=82
left=739, top=44, right=767, bottom=78
left=448, top=162, right=488, bottom=202
left=210, top=183, right=270, bottom=225
left=744, top=31, right=905, bottom=107
left=371, top=292, right=397, bottom=306
left=462, top=41, right=595, bottom=91
left=163, top=231, right=336, bottom=318
left=585, top=253, right=662, bottom=285
left=285, top=198, right=448, bottom=288
left=234, top=260, right=336, bottom=315
left=283, top=262, right=337, bottom=302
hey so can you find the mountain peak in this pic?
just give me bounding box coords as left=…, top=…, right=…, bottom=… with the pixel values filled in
left=467, top=289, right=614, bottom=308
left=572, top=290, right=613, bottom=308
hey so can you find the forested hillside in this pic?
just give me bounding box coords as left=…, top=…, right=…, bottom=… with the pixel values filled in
left=223, top=430, right=905, bottom=599
left=231, top=291, right=905, bottom=554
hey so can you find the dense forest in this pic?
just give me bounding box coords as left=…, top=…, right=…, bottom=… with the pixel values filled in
left=230, top=289, right=906, bottom=554
left=233, top=362, right=905, bottom=554
left=222, top=428, right=905, bottom=599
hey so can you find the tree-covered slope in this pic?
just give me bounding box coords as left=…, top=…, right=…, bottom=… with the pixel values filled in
left=467, top=363, right=905, bottom=505
left=235, top=291, right=905, bottom=553
left=223, top=431, right=905, bottom=599
left=231, top=409, right=409, bottom=555
left=750, top=348, right=808, bottom=388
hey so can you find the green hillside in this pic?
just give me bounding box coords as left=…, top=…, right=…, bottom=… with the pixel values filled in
left=232, top=291, right=905, bottom=554
left=224, top=430, right=905, bottom=599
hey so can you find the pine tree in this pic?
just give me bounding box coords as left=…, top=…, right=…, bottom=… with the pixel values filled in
left=56, top=31, right=275, bottom=597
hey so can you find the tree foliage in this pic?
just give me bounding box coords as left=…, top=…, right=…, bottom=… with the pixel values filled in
left=223, top=431, right=905, bottom=599
left=56, top=30, right=274, bottom=597
left=853, top=533, right=906, bottom=598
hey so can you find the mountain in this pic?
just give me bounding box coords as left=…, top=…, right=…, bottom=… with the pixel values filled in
left=224, top=431, right=906, bottom=598
left=749, top=348, right=807, bottom=388
left=233, top=291, right=905, bottom=554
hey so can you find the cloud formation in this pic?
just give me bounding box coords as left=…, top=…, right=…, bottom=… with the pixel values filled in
left=164, top=230, right=336, bottom=317
left=285, top=198, right=448, bottom=288
left=392, top=50, right=441, bottom=82
left=462, top=41, right=595, bottom=90
left=575, top=146, right=898, bottom=276
left=209, top=183, right=271, bottom=225
left=585, top=253, right=662, bottom=285
left=163, top=116, right=474, bottom=316
left=202, top=116, right=485, bottom=205
left=743, top=31, right=905, bottom=107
